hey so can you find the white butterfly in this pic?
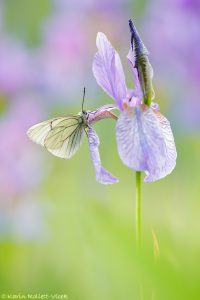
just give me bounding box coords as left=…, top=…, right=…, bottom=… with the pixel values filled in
left=27, top=89, right=119, bottom=184
left=27, top=114, right=87, bottom=159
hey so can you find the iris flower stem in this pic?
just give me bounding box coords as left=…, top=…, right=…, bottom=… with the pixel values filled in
left=136, top=171, right=141, bottom=246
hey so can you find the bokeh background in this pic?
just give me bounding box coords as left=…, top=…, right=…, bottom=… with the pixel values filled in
left=0, top=0, right=200, bottom=299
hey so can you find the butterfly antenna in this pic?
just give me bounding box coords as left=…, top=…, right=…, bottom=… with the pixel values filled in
left=82, top=87, right=86, bottom=112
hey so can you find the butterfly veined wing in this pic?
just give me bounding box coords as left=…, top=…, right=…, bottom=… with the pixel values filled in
left=27, top=117, right=61, bottom=146
left=44, top=117, right=85, bottom=159
left=27, top=116, right=85, bottom=159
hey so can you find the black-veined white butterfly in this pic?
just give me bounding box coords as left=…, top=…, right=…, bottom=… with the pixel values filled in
left=27, top=88, right=117, bottom=160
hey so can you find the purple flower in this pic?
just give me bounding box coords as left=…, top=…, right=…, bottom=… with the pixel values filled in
left=38, top=13, right=88, bottom=101
left=0, top=95, right=45, bottom=199
left=143, top=0, right=200, bottom=128
left=93, top=31, right=177, bottom=182
left=53, top=0, right=128, bottom=12
left=0, top=36, right=36, bottom=96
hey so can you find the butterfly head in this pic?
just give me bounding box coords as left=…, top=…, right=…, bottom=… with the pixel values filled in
left=82, top=110, right=90, bottom=122
left=80, top=87, right=90, bottom=123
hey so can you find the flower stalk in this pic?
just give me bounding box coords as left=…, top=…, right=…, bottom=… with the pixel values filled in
left=136, top=171, right=141, bottom=245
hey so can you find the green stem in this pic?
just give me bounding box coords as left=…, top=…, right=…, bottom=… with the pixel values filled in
left=136, top=171, right=141, bottom=245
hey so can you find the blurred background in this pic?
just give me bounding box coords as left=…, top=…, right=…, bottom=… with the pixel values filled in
left=0, top=0, right=200, bottom=299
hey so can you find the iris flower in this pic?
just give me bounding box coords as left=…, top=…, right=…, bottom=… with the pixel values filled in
left=93, top=22, right=177, bottom=182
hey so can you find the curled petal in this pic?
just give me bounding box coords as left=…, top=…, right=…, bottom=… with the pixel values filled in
left=88, top=127, right=119, bottom=184
left=91, top=103, right=118, bottom=112
left=88, top=103, right=118, bottom=125
left=92, top=32, right=127, bottom=108
left=116, top=105, right=177, bottom=182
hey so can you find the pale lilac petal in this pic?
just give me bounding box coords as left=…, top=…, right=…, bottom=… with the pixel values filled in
left=122, top=89, right=142, bottom=108
left=127, top=48, right=136, bottom=68
left=88, top=104, right=118, bottom=124
left=88, top=127, right=119, bottom=184
left=116, top=105, right=177, bottom=182
left=93, top=32, right=127, bottom=108
left=92, top=103, right=118, bottom=112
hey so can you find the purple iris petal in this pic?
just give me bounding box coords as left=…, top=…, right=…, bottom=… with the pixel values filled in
left=88, top=127, right=119, bottom=184
left=92, top=103, right=118, bottom=111
left=88, top=103, right=118, bottom=124
left=116, top=105, right=177, bottom=182
left=92, top=32, right=127, bottom=108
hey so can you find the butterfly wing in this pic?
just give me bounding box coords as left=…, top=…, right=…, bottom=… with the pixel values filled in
left=27, top=116, right=85, bottom=159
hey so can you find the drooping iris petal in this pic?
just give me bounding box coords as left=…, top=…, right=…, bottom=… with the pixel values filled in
left=92, top=32, right=127, bottom=108
left=116, top=105, right=177, bottom=182
left=88, top=127, right=119, bottom=184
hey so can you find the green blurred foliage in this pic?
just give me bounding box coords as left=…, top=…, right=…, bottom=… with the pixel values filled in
left=4, top=0, right=51, bottom=45
left=1, top=131, right=200, bottom=299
